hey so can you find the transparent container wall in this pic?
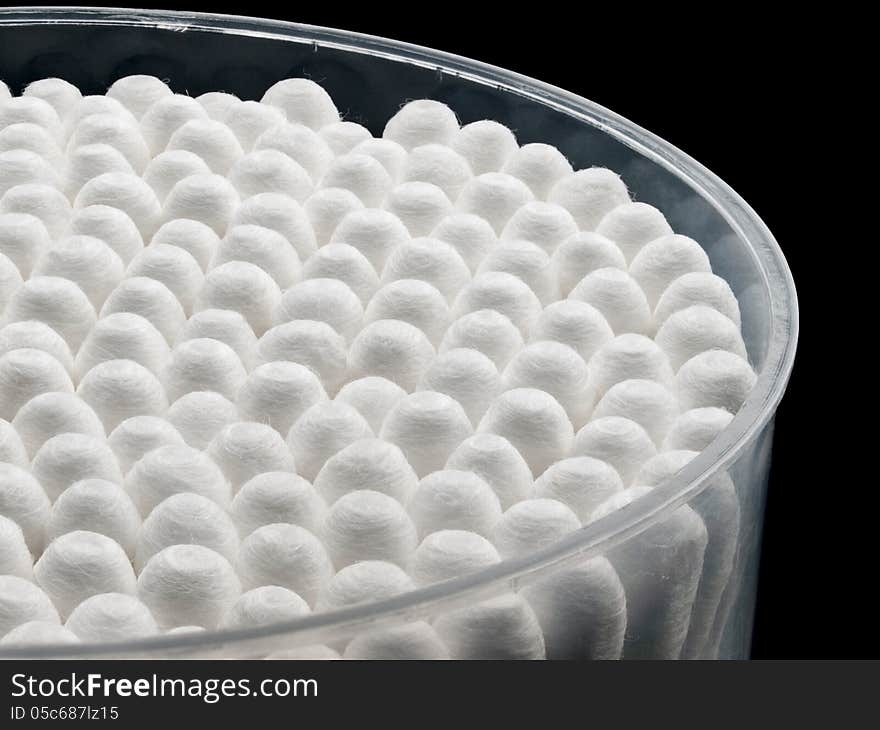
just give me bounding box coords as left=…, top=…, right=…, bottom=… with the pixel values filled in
left=0, top=16, right=783, bottom=659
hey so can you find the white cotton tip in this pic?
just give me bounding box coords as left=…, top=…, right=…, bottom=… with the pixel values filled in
left=126, top=244, right=203, bottom=316
left=32, top=235, right=124, bottom=310
left=0, top=463, right=50, bottom=553
left=139, top=94, right=208, bottom=155
left=142, top=150, right=212, bottom=205
left=222, top=100, right=287, bottom=153
left=23, top=78, right=82, bottom=122
left=418, top=348, right=500, bottom=425
left=74, top=172, right=162, bottom=239
left=165, top=119, right=243, bottom=174
left=162, top=337, right=246, bottom=403
left=31, top=432, right=121, bottom=503
left=258, top=320, right=348, bottom=394
left=478, top=387, right=573, bottom=477
left=65, top=94, right=137, bottom=133
left=501, top=341, right=592, bottom=428
left=70, top=205, right=144, bottom=266
left=161, top=173, right=240, bottom=236
left=321, top=153, right=393, bottom=207
left=304, top=186, right=365, bottom=247
left=255, top=122, right=334, bottom=182
left=1, top=257, right=23, bottom=326
left=0, top=213, right=50, bottom=277
left=384, top=181, right=453, bottom=237
left=287, top=401, right=373, bottom=481
left=136, top=492, right=240, bottom=571
left=177, top=309, right=257, bottom=371
left=433, top=593, right=546, bottom=660
left=595, top=201, right=674, bottom=263
left=0, top=576, right=59, bottom=637
left=452, top=271, right=542, bottom=339
left=407, top=469, right=501, bottom=540
left=589, top=334, right=675, bottom=400
left=533, top=456, right=623, bottom=522
left=501, top=201, right=578, bottom=256
left=569, top=267, right=652, bottom=335
left=655, top=305, right=747, bottom=371
left=548, top=167, right=630, bottom=231
left=107, top=416, right=184, bottom=475
left=381, top=237, right=471, bottom=304
left=531, top=300, right=614, bottom=362
left=364, top=279, right=449, bottom=345
left=197, top=91, right=239, bottom=120
left=137, top=544, right=241, bottom=630
left=228, top=149, right=313, bottom=202
left=381, top=391, right=473, bottom=477
left=572, top=416, right=657, bottom=485
left=593, top=379, right=678, bottom=446
left=302, top=243, right=379, bottom=305
left=0, top=348, right=73, bottom=422
left=629, top=234, right=712, bottom=308
left=0, top=320, right=74, bottom=379
left=0, top=183, right=70, bottom=240
left=317, top=560, right=413, bottom=612
left=409, top=529, right=499, bottom=586
left=195, top=261, right=281, bottom=337
left=430, top=213, right=497, bottom=273
left=206, top=421, right=294, bottom=492
left=676, top=350, right=756, bottom=414
left=224, top=585, right=310, bottom=629
left=67, top=113, right=150, bottom=173
left=403, top=143, right=473, bottom=200
left=35, top=531, right=136, bottom=619
left=445, top=433, right=532, bottom=509
left=348, top=319, right=435, bottom=393
left=236, top=523, right=332, bottom=606
left=329, top=208, right=410, bottom=275
left=275, top=279, right=363, bottom=342
left=334, top=376, right=407, bottom=434
left=261, top=79, right=339, bottom=130
left=477, top=238, right=558, bottom=304
left=0, top=150, right=60, bottom=196
left=1, top=621, right=79, bottom=646
left=654, top=271, right=742, bottom=330
left=214, top=225, right=300, bottom=289
left=233, top=192, right=317, bottom=261
left=166, top=391, right=238, bottom=451
left=452, top=120, right=518, bottom=175
left=0, top=515, right=33, bottom=579
left=125, top=444, right=231, bottom=516
left=456, top=172, right=534, bottom=234
left=0, top=81, right=9, bottom=100
left=383, top=99, right=459, bottom=150
left=0, top=97, right=62, bottom=140
left=318, top=121, right=373, bottom=156
left=315, top=438, right=418, bottom=505
left=662, top=407, right=734, bottom=452
left=75, top=313, right=169, bottom=380
left=0, top=123, right=64, bottom=167
left=231, top=471, right=326, bottom=538
left=439, top=309, right=523, bottom=370
left=237, top=361, right=327, bottom=437
left=12, top=392, right=104, bottom=459
left=351, top=138, right=408, bottom=183
left=344, top=621, right=449, bottom=660
left=77, top=359, right=168, bottom=432
left=493, top=498, right=580, bottom=558
left=150, top=219, right=217, bottom=273
left=502, top=143, right=573, bottom=200
left=267, top=645, right=340, bottom=660
left=0, top=418, right=27, bottom=467
left=100, top=277, right=185, bottom=345
left=551, top=231, right=627, bottom=297
left=322, top=490, right=418, bottom=569
left=107, top=75, right=171, bottom=120
left=65, top=592, right=158, bottom=642
left=636, top=449, right=698, bottom=490
left=63, top=143, right=135, bottom=199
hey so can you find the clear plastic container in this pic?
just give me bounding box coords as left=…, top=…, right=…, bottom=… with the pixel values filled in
left=0, top=7, right=798, bottom=659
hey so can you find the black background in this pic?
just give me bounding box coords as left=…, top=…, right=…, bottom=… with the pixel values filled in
left=1, top=4, right=867, bottom=658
